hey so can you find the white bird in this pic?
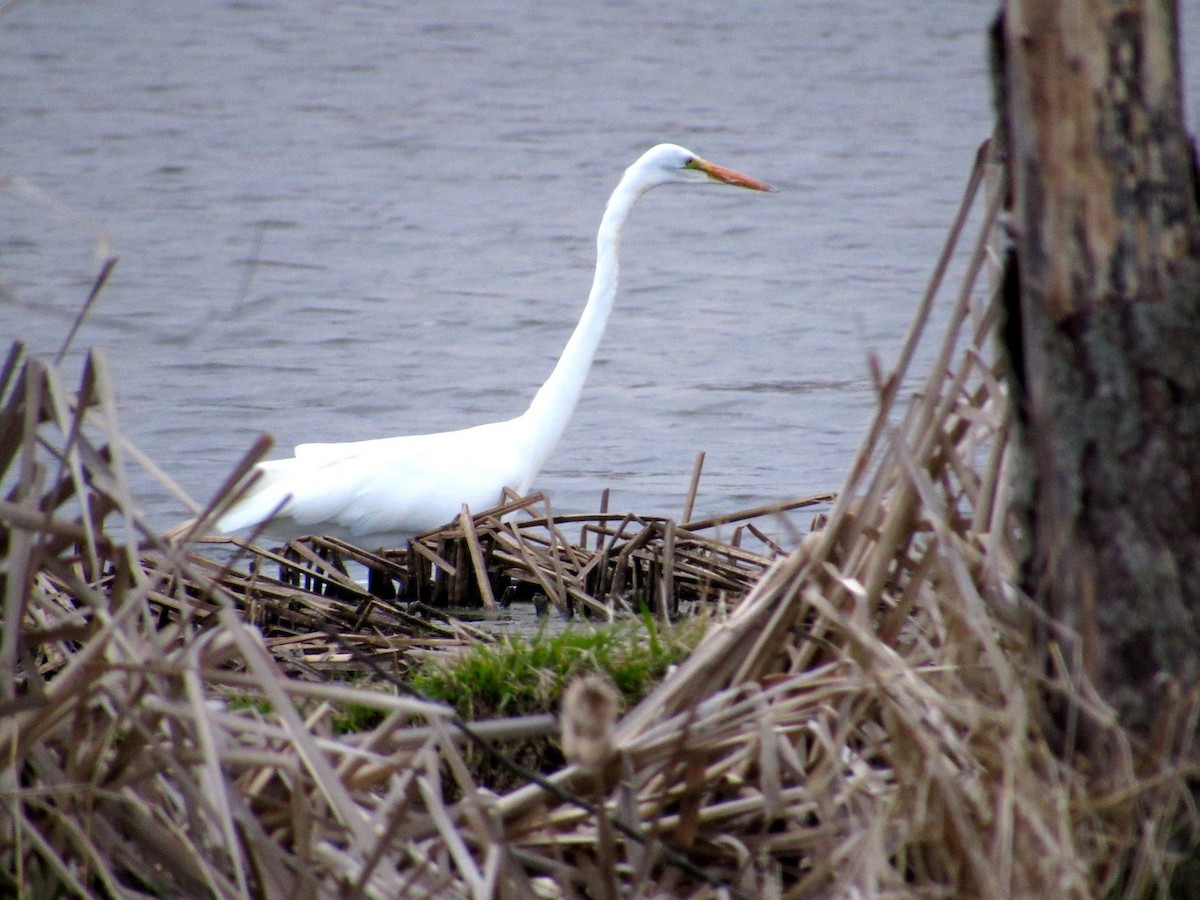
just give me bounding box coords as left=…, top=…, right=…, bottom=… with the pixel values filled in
left=215, top=143, right=774, bottom=546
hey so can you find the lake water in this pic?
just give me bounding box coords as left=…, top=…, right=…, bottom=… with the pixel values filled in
left=4, top=1, right=1199, bottom=542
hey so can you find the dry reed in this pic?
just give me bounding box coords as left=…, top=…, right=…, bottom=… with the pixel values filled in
left=1, top=140, right=1195, bottom=898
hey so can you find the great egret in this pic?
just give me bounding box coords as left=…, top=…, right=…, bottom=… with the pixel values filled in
left=215, top=143, right=774, bottom=546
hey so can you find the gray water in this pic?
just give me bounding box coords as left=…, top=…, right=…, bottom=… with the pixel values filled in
left=4, top=1, right=1199, bottom=540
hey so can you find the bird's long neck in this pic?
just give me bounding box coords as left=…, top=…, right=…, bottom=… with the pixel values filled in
left=516, top=171, right=647, bottom=485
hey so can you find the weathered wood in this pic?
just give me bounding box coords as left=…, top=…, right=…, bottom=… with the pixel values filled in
left=994, top=0, right=1200, bottom=739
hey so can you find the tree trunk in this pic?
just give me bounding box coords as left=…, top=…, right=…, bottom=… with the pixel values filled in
left=992, top=0, right=1200, bottom=746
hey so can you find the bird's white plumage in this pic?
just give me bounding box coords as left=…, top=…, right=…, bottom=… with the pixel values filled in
left=215, top=143, right=773, bottom=546
left=218, top=418, right=533, bottom=545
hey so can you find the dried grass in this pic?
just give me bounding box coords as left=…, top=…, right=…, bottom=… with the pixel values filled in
left=2, top=141, right=1196, bottom=898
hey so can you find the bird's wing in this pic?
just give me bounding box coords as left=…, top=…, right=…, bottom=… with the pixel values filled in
left=217, top=419, right=530, bottom=539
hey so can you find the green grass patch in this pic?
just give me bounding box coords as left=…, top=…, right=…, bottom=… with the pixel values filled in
left=409, top=613, right=707, bottom=720
left=331, top=702, right=387, bottom=735
left=222, top=686, right=385, bottom=736
left=225, top=693, right=273, bottom=716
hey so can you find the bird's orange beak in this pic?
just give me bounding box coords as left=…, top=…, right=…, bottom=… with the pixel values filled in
left=690, top=157, right=776, bottom=192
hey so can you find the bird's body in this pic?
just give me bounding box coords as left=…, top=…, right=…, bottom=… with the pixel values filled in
left=215, top=143, right=773, bottom=546
left=216, top=420, right=532, bottom=545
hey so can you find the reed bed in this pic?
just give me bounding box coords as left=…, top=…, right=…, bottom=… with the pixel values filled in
left=2, top=142, right=1194, bottom=898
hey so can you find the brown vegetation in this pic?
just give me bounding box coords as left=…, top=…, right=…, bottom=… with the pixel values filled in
left=1, top=143, right=1195, bottom=898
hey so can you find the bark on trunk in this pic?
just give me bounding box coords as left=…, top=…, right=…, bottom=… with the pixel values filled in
left=992, top=0, right=1200, bottom=745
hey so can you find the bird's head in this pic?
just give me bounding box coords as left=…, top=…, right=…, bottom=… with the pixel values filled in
left=631, top=143, right=776, bottom=193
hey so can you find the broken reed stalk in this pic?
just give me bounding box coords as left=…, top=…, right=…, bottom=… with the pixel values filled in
left=456, top=504, right=497, bottom=610
left=681, top=449, right=705, bottom=522
left=3, top=140, right=1195, bottom=897
left=332, top=487, right=827, bottom=617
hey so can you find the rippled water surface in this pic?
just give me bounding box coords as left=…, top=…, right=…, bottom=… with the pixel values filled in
left=4, top=1, right=1199, bottom=538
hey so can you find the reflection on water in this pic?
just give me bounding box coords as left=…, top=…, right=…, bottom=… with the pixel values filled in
left=3, top=1, right=1198, bottom=542
left=451, top=605, right=574, bottom=640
